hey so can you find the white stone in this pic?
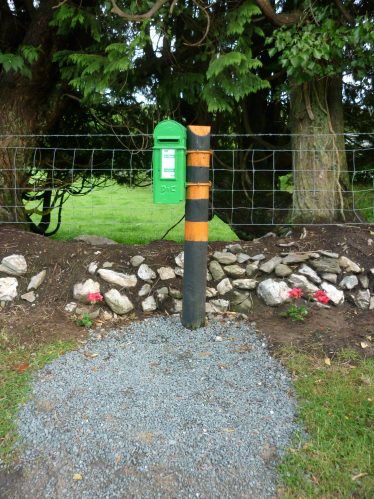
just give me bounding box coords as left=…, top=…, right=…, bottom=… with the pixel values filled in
left=245, top=262, right=259, bottom=277
left=157, top=267, right=176, bottom=280
left=74, top=235, right=117, bottom=245
left=257, top=279, right=291, bottom=306
left=88, top=262, right=98, bottom=275
left=250, top=254, right=266, bottom=261
left=27, top=269, right=47, bottom=291
left=64, top=302, right=77, bottom=313
left=236, top=253, right=251, bottom=264
left=209, top=299, right=229, bottom=313
left=130, top=255, right=145, bottom=267
left=288, top=274, right=319, bottom=295
left=274, top=264, right=293, bottom=277
left=104, top=289, right=134, bottom=315
left=98, top=269, right=137, bottom=288
left=138, top=283, right=151, bottom=297
left=102, top=261, right=113, bottom=268
left=206, top=287, right=218, bottom=298
left=175, top=252, right=184, bottom=268
left=260, top=256, right=282, bottom=274
left=0, top=277, right=18, bottom=301
left=142, top=296, right=157, bottom=312
left=359, top=275, right=369, bottom=289
left=321, top=273, right=338, bottom=284
left=339, top=275, right=359, bottom=290
left=138, top=264, right=156, bottom=281
left=209, top=260, right=225, bottom=281
left=353, top=289, right=371, bottom=310
left=321, top=282, right=344, bottom=306
left=21, top=291, right=36, bottom=303
left=370, top=297, right=374, bottom=310
left=282, top=253, right=311, bottom=265
left=232, top=279, right=258, bottom=290
left=174, top=267, right=184, bottom=277
left=217, top=278, right=233, bottom=295
left=73, top=279, right=100, bottom=303
left=169, top=287, right=183, bottom=299
left=155, top=287, right=169, bottom=303
left=172, top=299, right=183, bottom=313
left=319, top=250, right=339, bottom=258
left=225, top=244, right=243, bottom=254
left=205, top=302, right=215, bottom=314
left=223, top=265, right=246, bottom=278
left=0, top=254, right=27, bottom=276
left=338, top=256, right=361, bottom=273
left=213, top=251, right=236, bottom=265
left=298, top=264, right=322, bottom=284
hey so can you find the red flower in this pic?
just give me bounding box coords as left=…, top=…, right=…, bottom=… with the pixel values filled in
left=313, top=290, right=330, bottom=304
left=87, top=292, right=103, bottom=303
left=288, top=288, right=303, bottom=299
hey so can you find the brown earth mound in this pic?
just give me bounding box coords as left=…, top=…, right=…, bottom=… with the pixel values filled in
left=0, top=225, right=373, bottom=357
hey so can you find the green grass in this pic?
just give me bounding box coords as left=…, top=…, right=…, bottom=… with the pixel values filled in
left=0, top=332, right=77, bottom=461
left=30, top=183, right=239, bottom=244
left=279, top=348, right=374, bottom=497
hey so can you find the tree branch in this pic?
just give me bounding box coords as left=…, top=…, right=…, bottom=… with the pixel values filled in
left=183, top=0, right=210, bottom=47
left=110, top=0, right=169, bottom=21
left=255, top=0, right=301, bottom=27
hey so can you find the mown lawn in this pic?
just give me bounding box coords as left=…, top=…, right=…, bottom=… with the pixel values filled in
left=31, top=183, right=239, bottom=244
left=279, top=348, right=374, bottom=497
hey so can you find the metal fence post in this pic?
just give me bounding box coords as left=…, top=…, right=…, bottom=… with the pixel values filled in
left=182, top=125, right=211, bottom=330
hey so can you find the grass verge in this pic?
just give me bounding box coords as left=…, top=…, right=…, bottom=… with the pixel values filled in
left=29, top=184, right=239, bottom=244
left=278, top=348, right=374, bottom=497
left=0, top=331, right=77, bottom=462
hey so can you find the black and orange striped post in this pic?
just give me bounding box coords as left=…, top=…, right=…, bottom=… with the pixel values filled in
left=182, top=125, right=211, bottom=330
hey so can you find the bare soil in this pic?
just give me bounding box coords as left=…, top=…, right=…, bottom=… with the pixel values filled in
left=0, top=225, right=373, bottom=357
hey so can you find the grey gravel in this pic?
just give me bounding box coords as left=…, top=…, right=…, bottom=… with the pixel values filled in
left=3, top=317, right=298, bottom=498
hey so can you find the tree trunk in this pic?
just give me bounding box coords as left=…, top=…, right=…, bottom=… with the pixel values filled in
left=290, top=76, right=351, bottom=223
left=0, top=0, right=63, bottom=228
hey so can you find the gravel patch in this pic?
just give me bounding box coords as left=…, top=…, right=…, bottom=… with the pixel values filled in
left=3, top=317, right=298, bottom=498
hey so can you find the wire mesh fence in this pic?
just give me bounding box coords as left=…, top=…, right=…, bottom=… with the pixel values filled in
left=0, top=133, right=373, bottom=242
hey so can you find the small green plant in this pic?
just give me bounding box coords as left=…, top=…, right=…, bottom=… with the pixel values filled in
left=282, top=288, right=330, bottom=321
left=76, top=313, right=93, bottom=328
left=284, top=302, right=309, bottom=321
left=282, top=288, right=309, bottom=321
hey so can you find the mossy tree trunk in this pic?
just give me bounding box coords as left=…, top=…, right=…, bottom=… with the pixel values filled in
left=290, top=76, right=351, bottom=223
left=0, top=0, right=63, bottom=228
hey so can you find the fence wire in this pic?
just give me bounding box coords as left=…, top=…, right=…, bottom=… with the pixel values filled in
left=0, top=133, right=373, bottom=239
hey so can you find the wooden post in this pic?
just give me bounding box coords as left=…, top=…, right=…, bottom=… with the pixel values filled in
left=182, top=125, right=211, bottom=330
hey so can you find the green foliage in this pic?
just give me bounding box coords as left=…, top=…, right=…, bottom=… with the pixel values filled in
left=203, top=50, right=269, bottom=112
left=282, top=303, right=309, bottom=322
left=267, top=5, right=374, bottom=85
left=0, top=46, right=40, bottom=79
left=76, top=313, right=93, bottom=328
left=226, top=1, right=262, bottom=36
left=49, top=3, right=101, bottom=42
left=202, top=1, right=269, bottom=112
left=279, top=349, right=374, bottom=497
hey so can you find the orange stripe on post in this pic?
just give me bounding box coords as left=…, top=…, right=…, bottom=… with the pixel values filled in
left=185, top=221, right=208, bottom=241
left=186, top=184, right=210, bottom=200
left=187, top=151, right=211, bottom=166
left=188, top=126, right=211, bottom=136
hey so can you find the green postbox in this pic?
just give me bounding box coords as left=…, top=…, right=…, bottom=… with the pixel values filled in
left=153, top=120, right=187, bottom=204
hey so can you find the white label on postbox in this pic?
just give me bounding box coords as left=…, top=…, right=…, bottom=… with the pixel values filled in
left=161, top=149, right=176, bottom=179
